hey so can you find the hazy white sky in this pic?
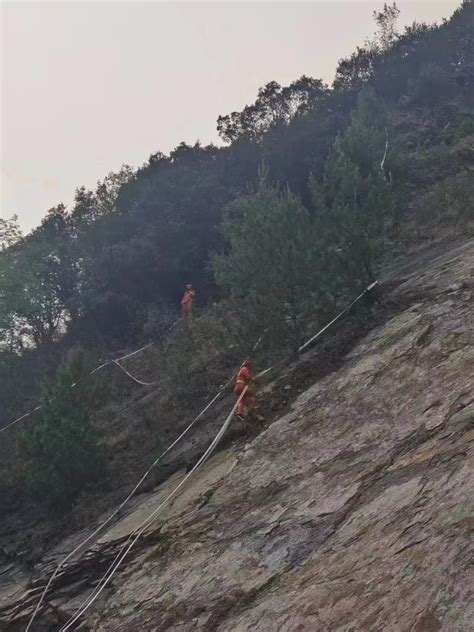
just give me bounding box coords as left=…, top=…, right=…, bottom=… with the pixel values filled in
left=1, top=1, right=460, bottom=231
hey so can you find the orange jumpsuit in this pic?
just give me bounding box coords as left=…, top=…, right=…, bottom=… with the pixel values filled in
left=234, top=365, right=256, bottom=417
left=181, top=288, right=196, bottom=317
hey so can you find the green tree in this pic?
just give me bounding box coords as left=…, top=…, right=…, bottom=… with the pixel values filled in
left=372, top=2, right=400, bottom=50
left=408, top=62, right=456, bottom=113
left=71, top=164, right=135, bottom=227
left=217, top=77, right=327, bottom=143
left=213, top=173, right=323, bottom=353
left=21, top=349, right=106, bottom=509
left=311, top=89, right=395, bottom=283
left=0, top=205, right=79, bottom=349
left=0, top=215, right=22, bottom=250
left=333, top=2, right=401, bottom=91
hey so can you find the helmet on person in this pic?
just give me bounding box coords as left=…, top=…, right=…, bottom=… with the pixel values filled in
left=186, top=284, right=193, bottom=290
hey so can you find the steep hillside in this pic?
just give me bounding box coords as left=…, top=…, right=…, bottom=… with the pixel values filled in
left=2, top=239, right=472, bottom=630
left=1, top=4, right=473, bottom=629
left=1, top=1, right=473, bottom=439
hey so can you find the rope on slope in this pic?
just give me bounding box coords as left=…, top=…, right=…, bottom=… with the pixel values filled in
left=1, top=322, right=180, bottom=434
left=56, top=282, right=379, bottom=630
left=25, top=332, right=265, bottom=631
left=0, top=405, right=44, bottom=434
left=112, top=360, right=163, bottom=387
left=255, top=281, right=378, bottom=380
left=25, top=282, right=378, bottom=627
left=298, top=281, right=378, bottom=353
left=59, top=386, right=248, bottom=632
left=24, top=388, right=223, bottom=631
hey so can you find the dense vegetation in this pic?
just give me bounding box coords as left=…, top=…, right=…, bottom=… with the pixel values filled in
left=1, top=2, right=473, bottom=511
left=21, top=350, right=107, bottom=508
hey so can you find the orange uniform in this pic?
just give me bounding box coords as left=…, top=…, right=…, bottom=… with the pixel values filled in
left=234, top=360, right=256, bottom=417
left=181, top=285, right=196, bottom=317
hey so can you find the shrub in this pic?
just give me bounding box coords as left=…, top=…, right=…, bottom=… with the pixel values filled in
left=21, top=349, right=107, bottom=509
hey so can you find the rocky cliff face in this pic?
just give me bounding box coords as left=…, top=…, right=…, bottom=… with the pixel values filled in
left=1, top=239, right=473, bottom=631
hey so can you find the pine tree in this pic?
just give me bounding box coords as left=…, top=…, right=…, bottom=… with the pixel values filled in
left=311, top=89, right=395, bottom=286
left=21, top=350, right=106, bottom=509
left=213, top=172, right=322, bottom=353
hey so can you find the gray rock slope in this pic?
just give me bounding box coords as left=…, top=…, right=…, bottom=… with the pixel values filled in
left=1, top=238, right=472, bottom=631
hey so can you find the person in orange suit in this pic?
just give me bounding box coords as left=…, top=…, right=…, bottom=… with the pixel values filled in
left=234, top=358, right=257, bottom=420
left=181, top=284, right=196, bottom=318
